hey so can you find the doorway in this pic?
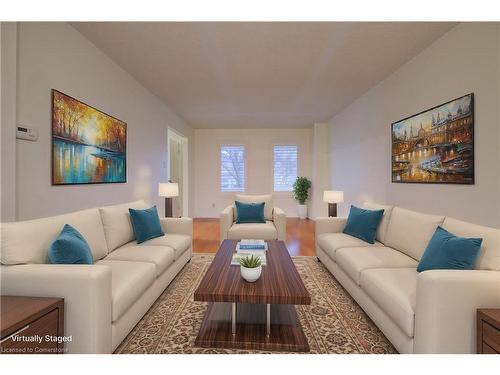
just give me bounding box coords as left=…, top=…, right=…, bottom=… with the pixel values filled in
left=167, top=128, right=189, bottom=217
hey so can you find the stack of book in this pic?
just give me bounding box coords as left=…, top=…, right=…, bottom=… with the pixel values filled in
left=236, top=239, right=267, bottom=252
left=231, top=239, right=267, bottom=266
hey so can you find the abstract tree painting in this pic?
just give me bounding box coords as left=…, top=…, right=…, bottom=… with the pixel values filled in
left=52, top=90, right=127, bottom=185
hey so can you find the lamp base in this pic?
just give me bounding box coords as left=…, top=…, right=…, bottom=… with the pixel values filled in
left=328, top=203, right=337, bottom=217
left=165, top=197, right=173, bottom=218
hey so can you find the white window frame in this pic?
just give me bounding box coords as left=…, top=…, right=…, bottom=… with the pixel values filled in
left=273, top=144, right=298, bottom=192
left=220, top=144, right=246, bottom=193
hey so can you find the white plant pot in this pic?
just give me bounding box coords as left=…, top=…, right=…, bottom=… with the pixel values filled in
left=240, top=265, right=262, bottom=282
left=297, top=204, right=307, bottom=219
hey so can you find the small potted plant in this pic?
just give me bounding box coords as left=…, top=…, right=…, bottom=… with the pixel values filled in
left=239, top=255, right=262, bottom=282
left=293, top=176, right=312, bottom=219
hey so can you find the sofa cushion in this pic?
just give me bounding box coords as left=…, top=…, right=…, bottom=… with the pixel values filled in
left=235, top=201, right=266, bottom=224
left=385, top=207, right=444, bottom=261
left=104, top=245, right=175, bottom=276
left=336, top=246, right=418, bottom=285
left=96, top=259, right=155, bottom=322
left=362, top=202, right=394, bottom=244
left=227, top=221, right=277, bottom=240
left=99, top=200, right=149, bottom=252
left=316, top=233, right=384, bottom=262
left=360, top=268, right=417, bottom=337
left=417, top=226, right=482, bottom=273
left=48, top=224, right=94, bottom=265
left=343, top=205, right=385, bottom=244
left=234, top=194, right=273, bottom=221
left=121, top=234, right=191, bottom=260
left=1, top=208, right=108, bottom=265
left=442, top=217, right=500, bottom=271
left=129, top=206, right=164, bottom=244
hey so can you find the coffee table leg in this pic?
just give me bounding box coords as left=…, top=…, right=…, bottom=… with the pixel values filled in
left=266, top=304, right=271, bottom=337
left=232, top=303, right=236, bottom=335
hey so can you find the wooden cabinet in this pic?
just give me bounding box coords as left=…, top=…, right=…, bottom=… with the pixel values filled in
left=0, top=296, right=64, bottom=354
left=477, top=308, right=500, bottom=354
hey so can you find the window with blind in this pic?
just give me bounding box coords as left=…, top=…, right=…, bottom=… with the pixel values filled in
left=220, top=145, right=245, bottom=192
left=274, top=145, right=298, bottom=192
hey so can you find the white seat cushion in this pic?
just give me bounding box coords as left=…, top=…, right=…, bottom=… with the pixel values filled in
left=234, top=194, right=273, bottom=221
left=227, top=221, right=278, bottom=240
left=122, top=234, right=191, bottom=260
left=1, top=208, right=108, bottom=264
left=362, top=202, right=394, bottom=244
left=317, top=233, right=384, bottom=261
left=104, top=245, right=175, bottom=276
left=385, top=207, right=444, bottom=261
left=99, top=200, right=149, bottom=252
left=360, top=268, right=417, bottom=338
left=96, top=260, right=155, bottom=322
left=442, top=217, right=500, bottom=271
left=336, top=246, right=418, bottom=285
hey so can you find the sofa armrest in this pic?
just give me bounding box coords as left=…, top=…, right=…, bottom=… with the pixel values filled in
left=414, top=269, right=500, bottom=353
left=273, top=207, right=286, bottom=241
left=160, top=217, right=193, bottom=237
left=219, top=205, right=234, bottom=243
left=0, top=264, right=112, bottom=353
left=315, top=217, right=347, bottom=236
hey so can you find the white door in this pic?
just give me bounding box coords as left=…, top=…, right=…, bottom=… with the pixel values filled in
left=168, top=128, right=188, bottom=217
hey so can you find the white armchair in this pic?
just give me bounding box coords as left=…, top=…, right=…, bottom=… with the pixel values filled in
left=219, top=194, right=286, bottom=243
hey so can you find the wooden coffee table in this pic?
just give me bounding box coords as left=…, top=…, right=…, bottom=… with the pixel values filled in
left=194, top=240, right=311, bottom=352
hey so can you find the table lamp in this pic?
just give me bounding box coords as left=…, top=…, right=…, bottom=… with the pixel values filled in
left=159, top=182, right=179, bottom=217
left=323, top=191, right=344, bottom=217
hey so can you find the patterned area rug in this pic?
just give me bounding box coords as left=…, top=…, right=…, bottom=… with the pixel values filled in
left=115, top=254, right=397, bottom=354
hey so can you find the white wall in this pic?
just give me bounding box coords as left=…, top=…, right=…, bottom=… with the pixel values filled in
left=497, top=24, right=500, bottom=230
left=0, top=23, right=17, bottom=221
left=309, top=123, right=330, bottom=219
left=13, top=22, right=194, bottom=220
left=329, top=23, right=500, bottom=228
left=193, top=128, right=312, bottom=217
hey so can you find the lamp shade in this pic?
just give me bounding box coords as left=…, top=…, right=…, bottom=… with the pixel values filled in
left=159, top=182, right=179, bottom=197
left=323, top=190, right=344, bottom=203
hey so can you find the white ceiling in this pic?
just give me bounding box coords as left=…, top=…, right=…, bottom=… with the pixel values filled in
left=72, top=22, right=456, bottom=129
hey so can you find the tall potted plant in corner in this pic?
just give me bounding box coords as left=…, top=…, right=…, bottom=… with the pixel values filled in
left=293, top=177, right=311, bottom=219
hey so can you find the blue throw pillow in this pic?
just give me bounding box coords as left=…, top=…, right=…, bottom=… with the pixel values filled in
left=342, top=205, right=384, bottom=244
left=129, top=206, right=165, bottom=244
left=417, top=226, right=482, bottom=272
left=235, top=201, right=266, bottom=224
left=48, top=224, right=93, bottom=264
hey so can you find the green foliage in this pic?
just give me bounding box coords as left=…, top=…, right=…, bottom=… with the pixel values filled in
left=239, top=255, right=262, bottom=268
left=292, top=177, right=312, bottom=205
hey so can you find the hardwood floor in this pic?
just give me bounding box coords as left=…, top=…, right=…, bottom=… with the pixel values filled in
left=193, top=218, right=315, bottom=256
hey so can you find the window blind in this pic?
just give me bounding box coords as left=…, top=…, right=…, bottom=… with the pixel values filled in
left=220, top=145, right=245, bottom=192
left=274, top=145, right=298, bottom=191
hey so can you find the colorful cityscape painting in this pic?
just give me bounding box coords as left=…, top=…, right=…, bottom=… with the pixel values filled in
left=391, top=93, right=474, bottom=184
left=52, top=90, right=127, bottom=185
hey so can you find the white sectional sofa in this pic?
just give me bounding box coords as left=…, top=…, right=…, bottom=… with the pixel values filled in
left=0, top=200, right=192, bottom=354
left=220, top=194, right=286, bottom=242
left=316, top=203, right=500, bottom=354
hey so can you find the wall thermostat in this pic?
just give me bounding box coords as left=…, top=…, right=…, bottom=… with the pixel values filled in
left=16, top=125, right=38, bottom=141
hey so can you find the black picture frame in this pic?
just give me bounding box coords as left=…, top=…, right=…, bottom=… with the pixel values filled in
left=391, top=93, right=474, bottom=185
left=51, top=89, right=127, bottom=185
